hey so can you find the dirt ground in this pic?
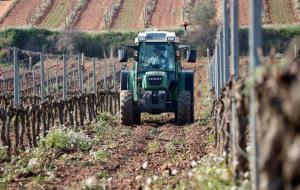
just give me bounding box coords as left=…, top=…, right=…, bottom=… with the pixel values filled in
left=69, top=121, right=210, bottom=189
left=0, top=0, right=40, bottom=28
left=0, top=1, right=13, bottom=20
left=150, top=0, right=183, bottom=28
left=73, top=0, right=112, bottom=31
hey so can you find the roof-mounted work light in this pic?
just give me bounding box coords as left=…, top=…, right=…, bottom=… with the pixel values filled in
left=138, top=36, right=146, bottom=42
left=167, top=36, right=176, bottom=42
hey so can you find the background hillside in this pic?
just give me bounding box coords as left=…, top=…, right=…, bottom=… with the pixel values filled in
left=0, top=0, right=299, bottom=32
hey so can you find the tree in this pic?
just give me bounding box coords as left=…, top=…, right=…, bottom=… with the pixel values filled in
left=187, top=0, right=218, bottom=55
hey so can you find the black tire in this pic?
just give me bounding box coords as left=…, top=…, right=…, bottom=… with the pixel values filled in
left=120, top=90, right=133, bottom=125
left=177, top=91, right=192, bottom=125
left=133, top=111, right=141, bottom=125
left=191, top=96, right=194, bottom=123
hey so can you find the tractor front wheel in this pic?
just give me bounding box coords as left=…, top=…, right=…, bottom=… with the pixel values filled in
left=120, top=90, right=133, bottom=125
left=176, top=91, right=192, bottom=125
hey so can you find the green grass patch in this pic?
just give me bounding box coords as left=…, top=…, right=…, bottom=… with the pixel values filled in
left=92, top=112, right=120, bottom=141
left=208, top=134, right=214, bottom=144
left=94, top=151, right=111, bottom=162
left=173, top=153, right=251, bottom=190
left=165, top=142, right=176, bottom=156
left=149, top=127, right=161, bottom=136
left=199, top=110, right=210, bottom=126
left=0, top=146, right=9, bottom=162
left=31, top=175, right=47, bottom=186
left=198, top=72, right=213, bottom=125
left=40, top=127, right=92, bottom=151
left=172, top=137, right=186, bottom=147
left=96, top=171, right=110, bottom=179
left=147, top=142, right=160, bottom=154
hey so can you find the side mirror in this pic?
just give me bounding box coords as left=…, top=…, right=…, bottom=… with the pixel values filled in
left=187, top=50, right=197, bottom=63
left=118, top=49, right=128, bottom=62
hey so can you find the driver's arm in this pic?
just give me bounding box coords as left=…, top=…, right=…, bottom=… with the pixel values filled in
left=149, top=56, right=159, bottom=66
left=161, top=57, right=169, bottom=69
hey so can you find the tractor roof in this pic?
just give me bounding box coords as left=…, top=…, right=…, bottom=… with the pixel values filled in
left=135, top=31, right=180, bottom=44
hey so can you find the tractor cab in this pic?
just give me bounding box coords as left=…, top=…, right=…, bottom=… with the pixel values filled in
left=118, top=31, right=196, bottom=125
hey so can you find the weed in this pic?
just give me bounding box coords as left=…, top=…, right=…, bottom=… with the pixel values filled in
left=147, top=142, right=160, bottom=154
left=199, top=110, right=210, bottom=126
left=198, top=74, right=213, bottom=125
left=2, top=155, right=31, bottom=183
left=97, top=112, right=119, bottom=127
left=92, top=113, right=120, bottom=142
left=174, top=153, right=249, bottom=190
left=40, top=127, right=92, bottom=151
left=31, top=175, right=46, bottom=185
left=149, top=127, right=160, bottom=135
left=172, top=137, right=186, bottom=147
left=0, top=146, right=8, bottom=162
left=93, top=124, right=117, bottom=141
left=121, top=127, right=133, bottom=137
left=94, top=151, right=111, bottom=162
left=97, top=171, right=110, bottom=179
left=208, top=134, right=215, bottom=144
left=165, top=142, right=176, bottom=156
left=0, top=181, right=7, bottom=189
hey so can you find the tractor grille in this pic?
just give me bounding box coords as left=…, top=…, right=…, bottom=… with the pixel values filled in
left=148, top=76, right=162, bottom=86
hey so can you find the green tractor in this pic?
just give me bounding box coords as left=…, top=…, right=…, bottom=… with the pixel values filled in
left=118, top=31, right=196, bottom=125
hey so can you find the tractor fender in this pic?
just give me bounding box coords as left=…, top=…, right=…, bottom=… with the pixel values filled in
left=120, top=70, right=129, bottom=90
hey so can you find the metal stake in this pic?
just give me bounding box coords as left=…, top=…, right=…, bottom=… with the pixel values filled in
left=78, top=54, right=83, bottom=93
left=13, top=47, right=20, bottom=107
left=40, top=52, right=45, bottom=102
left=231, top=0, right=240, bottom=79
left=33, top=67, right=35, bottom=95
left=93, top=58, right=96, bottom=94
left=249, top=0, right=262, bottom=189
left=63, top=54, right=68, bottom=99
left=223, top=0, right=230, bottom=81
left=104, top=61, right=107, bottom=90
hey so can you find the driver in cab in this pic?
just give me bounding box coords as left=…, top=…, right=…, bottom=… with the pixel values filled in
left=148, top=45, right=169, bottom=70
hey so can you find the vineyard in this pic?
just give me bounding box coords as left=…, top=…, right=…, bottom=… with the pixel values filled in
left=0, top=46, right=218, bottom=189
left=0, top=0, right=185, bottom=31
left=0, top=0, right=300, bottom=189
left=0, top=0, right=299, bottom=31
left=0, top=48, right=120, bottom=154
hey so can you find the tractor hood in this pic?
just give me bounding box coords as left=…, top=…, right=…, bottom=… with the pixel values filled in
left=142, top=71, right=168, bottom=90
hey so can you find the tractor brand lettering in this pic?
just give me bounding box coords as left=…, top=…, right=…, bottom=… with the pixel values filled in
left=149, top=77, right=162, bottom=81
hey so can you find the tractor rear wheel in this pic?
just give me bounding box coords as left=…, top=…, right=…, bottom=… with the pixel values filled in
left=177, top=91, right=192, bottom=125
left=133, top=111, right=141, bottom=124
left=120, top=90, right=133, bottom=125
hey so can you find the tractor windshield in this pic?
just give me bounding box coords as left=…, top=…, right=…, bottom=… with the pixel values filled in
left=138, top=43, right=175, bottom=72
